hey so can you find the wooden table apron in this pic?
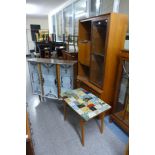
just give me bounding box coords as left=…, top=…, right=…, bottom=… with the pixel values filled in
left=63, top=100, right=106, bottom=146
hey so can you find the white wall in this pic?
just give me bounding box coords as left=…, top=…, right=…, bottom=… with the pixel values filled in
left=26, top=15, right=49, bottom=29
left=26, top=15, right=49, bottom=54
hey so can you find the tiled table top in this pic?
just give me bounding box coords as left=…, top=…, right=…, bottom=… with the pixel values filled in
left=61, top=88, right=111, bottom=121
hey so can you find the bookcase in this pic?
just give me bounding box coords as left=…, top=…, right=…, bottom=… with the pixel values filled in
left=77, top=13, right=128, bottom=108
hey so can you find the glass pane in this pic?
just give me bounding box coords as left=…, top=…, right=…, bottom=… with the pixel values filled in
left=63, top=4, right=73, bottom=36
left=90, top=0, right=101, bottom=17
left=41, top=64, right=58, bottom=98
left=119, top=0, right=129, bottom=16
left=74, top=0, right=87, bottom=36
left=100, top=0, right=114, bottom=14
left=90, top=54, right=105, bottom=88
left=28, top=62, right=41, bottom=95
left=114, top=60, right=129, bottom=125
left=60, top=64, right=74, bottom=95
left=56, top=11, right=63, bottom=41
left=92, top=19, right=108, bottom=55
left=52, top=15, right=56, bottom=34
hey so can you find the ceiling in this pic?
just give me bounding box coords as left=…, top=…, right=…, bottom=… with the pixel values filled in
left=26, top=0, right=69, bottom=17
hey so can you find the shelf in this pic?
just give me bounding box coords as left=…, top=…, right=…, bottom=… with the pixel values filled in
left=79, top=40, right=91, bottom=43
left=112, top=110, right=129, bottom=127
left=77, top=75, right=103, bottom=94
left=79, top=20, right=91, bottom=41
left=92, top=52, right=104, bottom=57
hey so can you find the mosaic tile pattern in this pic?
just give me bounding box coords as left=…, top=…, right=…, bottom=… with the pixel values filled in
left=28, top=62, right=41, bottom=95
left=41, top=64, right=58, bottom=98
left=28, top=62, right=75, bottom=99
left=62, top=88, right=111, bottom=121
left=60, top=64, right=74, bottom=95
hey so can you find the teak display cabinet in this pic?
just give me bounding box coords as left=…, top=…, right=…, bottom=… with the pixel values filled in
left=77, top=13, right=128, bottom=108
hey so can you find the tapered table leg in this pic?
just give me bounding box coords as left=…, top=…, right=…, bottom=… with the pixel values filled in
left=99, top=112, right=105, bottom=134
left=64, top=102, right=67, bottom=121
left=80, top=119, right=85, bottom=146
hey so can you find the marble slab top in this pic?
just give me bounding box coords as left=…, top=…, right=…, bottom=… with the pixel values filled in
left=27, top=58, right=77, bottom=65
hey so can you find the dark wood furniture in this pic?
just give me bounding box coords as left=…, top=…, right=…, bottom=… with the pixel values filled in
left=62, top=51, right=78, bottom=60
left=110, top=50, right=129, bottom=133
left=77, top=13, right=128, bottom=108
left=26, top=112, right=35, bottom=155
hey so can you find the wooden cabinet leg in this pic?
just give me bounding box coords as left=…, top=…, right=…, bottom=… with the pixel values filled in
left=99, top=112, right=105, bottom=134
left=80, top=119, right=85, bottom=146
left=64, top=102, right=67, bottom=121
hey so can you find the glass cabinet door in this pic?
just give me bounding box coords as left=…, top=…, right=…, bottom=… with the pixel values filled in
left=28, top=62, right=41, bottom=95
left=41, top=64, right=58, bottom=98
left=89, top=18, right=109, bottom=88
left=89, top=54, right=105, bottom=88
left=114, top=59, right=129, bottom=126
left=60, top=64, right=74, bottom=95
left=91, top=18, right=108, bottom=56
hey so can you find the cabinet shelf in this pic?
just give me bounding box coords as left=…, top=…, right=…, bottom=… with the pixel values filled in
left=92, top=52, right=105, bottom=57
left=79, top=40, right=91, bottom=43
left=77, top=75, right=103, bottom=94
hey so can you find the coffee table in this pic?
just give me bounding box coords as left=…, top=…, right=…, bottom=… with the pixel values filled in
left=61, top=88, right=111, bottom=146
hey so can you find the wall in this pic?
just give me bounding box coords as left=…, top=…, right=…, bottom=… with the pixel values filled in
left=26, top=15, right=49, bottom=54
left=26, top=15, right=49, bottom=29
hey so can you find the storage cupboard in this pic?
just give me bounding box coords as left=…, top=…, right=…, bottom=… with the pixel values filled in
left=77, top=13, right=128, bottom=108
left=110, top=50, right=129, bottom=133
left=27, top=58, right=77, bottom=99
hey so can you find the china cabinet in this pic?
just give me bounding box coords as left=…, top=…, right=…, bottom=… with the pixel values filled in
left=110, top=50, right=129, bottom=133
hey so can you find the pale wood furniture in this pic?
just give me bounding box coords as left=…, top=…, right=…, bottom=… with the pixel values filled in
left=62, top=88, right=111, bottom=146
left=26, top=112, right=35, bottom=155
left=77, top=13, right=128, bottom=109
left=125, top=143, right=129, bottom=155
left=110, top=50, right=129, bottom=133
left=27, top=58, right=77, bottom=100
